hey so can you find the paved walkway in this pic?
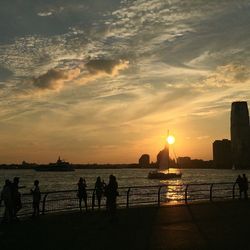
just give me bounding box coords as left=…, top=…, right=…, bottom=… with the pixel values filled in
left=1, top=201, right=250, bottom=250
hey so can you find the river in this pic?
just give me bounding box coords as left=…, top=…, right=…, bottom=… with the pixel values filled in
left=0, top=168, right=248, bottom=192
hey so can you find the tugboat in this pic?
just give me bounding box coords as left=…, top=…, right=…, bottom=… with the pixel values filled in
left=35, top=156, right=75, bottom=172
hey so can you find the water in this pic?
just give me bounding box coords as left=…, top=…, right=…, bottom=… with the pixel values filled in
left=0, top=168, right=248, bottom=192
left=0, top=168, right=248, bottom=217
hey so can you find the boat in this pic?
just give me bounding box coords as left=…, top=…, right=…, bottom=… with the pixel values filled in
left=148, top=136, right=182, bottom=180
left=34, top=156, right=75, bottom=172
left=148, top=170, right=182, bottom=179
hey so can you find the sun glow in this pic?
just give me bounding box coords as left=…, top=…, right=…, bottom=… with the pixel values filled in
left=167, top=135, right=175, bottom=145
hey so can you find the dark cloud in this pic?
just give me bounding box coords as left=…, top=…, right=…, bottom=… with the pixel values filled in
left=85, top=59, right=129, bottom=76
left=86, top=59, right=119, bottom=74
left=0, top=66, right=13, bottom=82
left=33, top=59, right=129, bottom=91
left=0, top=0, right=121, bottom=42
left=33, top=69, right=64, bottom=90
left=33, top=68, right=81, bottom=90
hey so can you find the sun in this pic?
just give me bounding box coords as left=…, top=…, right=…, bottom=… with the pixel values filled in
left=166, top=135, right=175, bottom=145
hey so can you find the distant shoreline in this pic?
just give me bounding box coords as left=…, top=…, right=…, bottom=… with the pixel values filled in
left=0, top=165, right=230, bottom=170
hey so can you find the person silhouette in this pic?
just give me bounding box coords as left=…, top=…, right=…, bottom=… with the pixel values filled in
left=77, top=177, right=87, bottom=212
left=0, top=179, right=12, bottom=223
left=104, top=175, right=119, bottom=217
left=30, top=180, right=41, bottom=217
left=236, top=175, right=244, bottom=199
left=11, top=177, right=25, bottom=220
left=94, top=177, right=105, bottom=209
left=242, top=174, right=248, bottom=200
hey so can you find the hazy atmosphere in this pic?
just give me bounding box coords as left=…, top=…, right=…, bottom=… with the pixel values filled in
left=1, top=0, right=250, bottom=163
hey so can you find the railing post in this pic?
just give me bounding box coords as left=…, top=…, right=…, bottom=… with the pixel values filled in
left=185, top=184, right=189, bottom=204
left=42, top=193, right=48, bottom=215
left=126, top=188, right=131, bottom=209
left=210, top=184, right=214, bottom=202
left=158, top=186, right=162, bottom=207
left=233, top=182, right=236, bottom=199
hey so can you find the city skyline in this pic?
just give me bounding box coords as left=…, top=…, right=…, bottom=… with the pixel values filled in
left=1, top=1, right=250, bottom=163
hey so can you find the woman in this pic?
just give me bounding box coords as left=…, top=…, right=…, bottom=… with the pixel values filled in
left=77, top=177, right=87, bottom=212
left=105, top=175, right=118, bottom=216
left=95, top=177, right=105, bottom=209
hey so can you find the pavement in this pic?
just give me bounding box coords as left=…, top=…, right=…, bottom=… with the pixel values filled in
left=1, top=200, right=250, bottom=250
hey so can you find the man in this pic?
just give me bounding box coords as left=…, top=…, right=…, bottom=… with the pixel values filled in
left=242, top=174, right=248, bottom=199
left=236, top=175, right=243, bottom=199
left=0, top=179, right=12, bottom=223
left=11, top=177, right=25, bottom=219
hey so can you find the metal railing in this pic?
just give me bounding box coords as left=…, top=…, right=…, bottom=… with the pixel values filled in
left=0, top=182, right=245, bottom=218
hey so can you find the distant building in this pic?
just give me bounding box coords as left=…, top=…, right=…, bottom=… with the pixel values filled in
left=213, top=139, right=232, bottom=169
left=138, top=154, right=150, bottom=167
left=177, top=157, right=191, bottom=167
left=177, top=156, right=212, bottom=169
left=231, top=101, right=250, bottom=168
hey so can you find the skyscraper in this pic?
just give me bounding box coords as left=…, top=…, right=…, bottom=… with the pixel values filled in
left=231, top=101, right=250, bottom=169
left=213, top=139, right=232, bottom=168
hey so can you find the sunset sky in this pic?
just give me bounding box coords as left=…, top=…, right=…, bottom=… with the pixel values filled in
left=1, top=0, right=250, bottom=164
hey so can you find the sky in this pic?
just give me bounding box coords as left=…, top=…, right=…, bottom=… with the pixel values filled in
left=1, top=0, right=250, bottom=164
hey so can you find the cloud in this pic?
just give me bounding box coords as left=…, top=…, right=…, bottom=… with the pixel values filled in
left=33, top=59, right=129, bottom=91
left=33, top=68, right=81, bottom=90
left=203, top=64, right=250, bottom=88
left=85, top=59, right=129, bottom=76
left=0, top=66, right=13, bottom=82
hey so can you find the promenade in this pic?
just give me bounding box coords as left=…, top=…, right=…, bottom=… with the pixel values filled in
left=1, top=200, right=250, bottom=250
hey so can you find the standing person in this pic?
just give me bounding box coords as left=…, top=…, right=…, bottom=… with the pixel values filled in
left=11, top=177, right=25, bottom=220
left=236, top=175, right=244, bottom=199
left=95, top=176, right=105, bottom=209
left=77, top=177, right=87, bottom=212
left=0, top=179, right=12, bottom=223
left=30, top=180, right=41, bottom=217
left=242, top=174, right=248, bottom=199
left=104, top=175, right=119, bottom=217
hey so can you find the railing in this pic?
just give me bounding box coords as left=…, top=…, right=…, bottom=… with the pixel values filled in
left=0, top=182, right=245, bottom=218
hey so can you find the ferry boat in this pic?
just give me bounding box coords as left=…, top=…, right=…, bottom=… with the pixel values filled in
left=34, top=157, right=75, bottom=172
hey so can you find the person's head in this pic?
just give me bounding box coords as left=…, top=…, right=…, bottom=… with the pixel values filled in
left=243, top=174, right=246, bottom=177
left=13, top=177, right=19, bottom=184
left=97, top=176, right=101, bottom=182
left=109, top=174, right=115, bottom=183
left=34, top=180, right=39, bottom=186
left=5, top=179, right=11, bottom=186
left=79, top=177, right=83, bottom=183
